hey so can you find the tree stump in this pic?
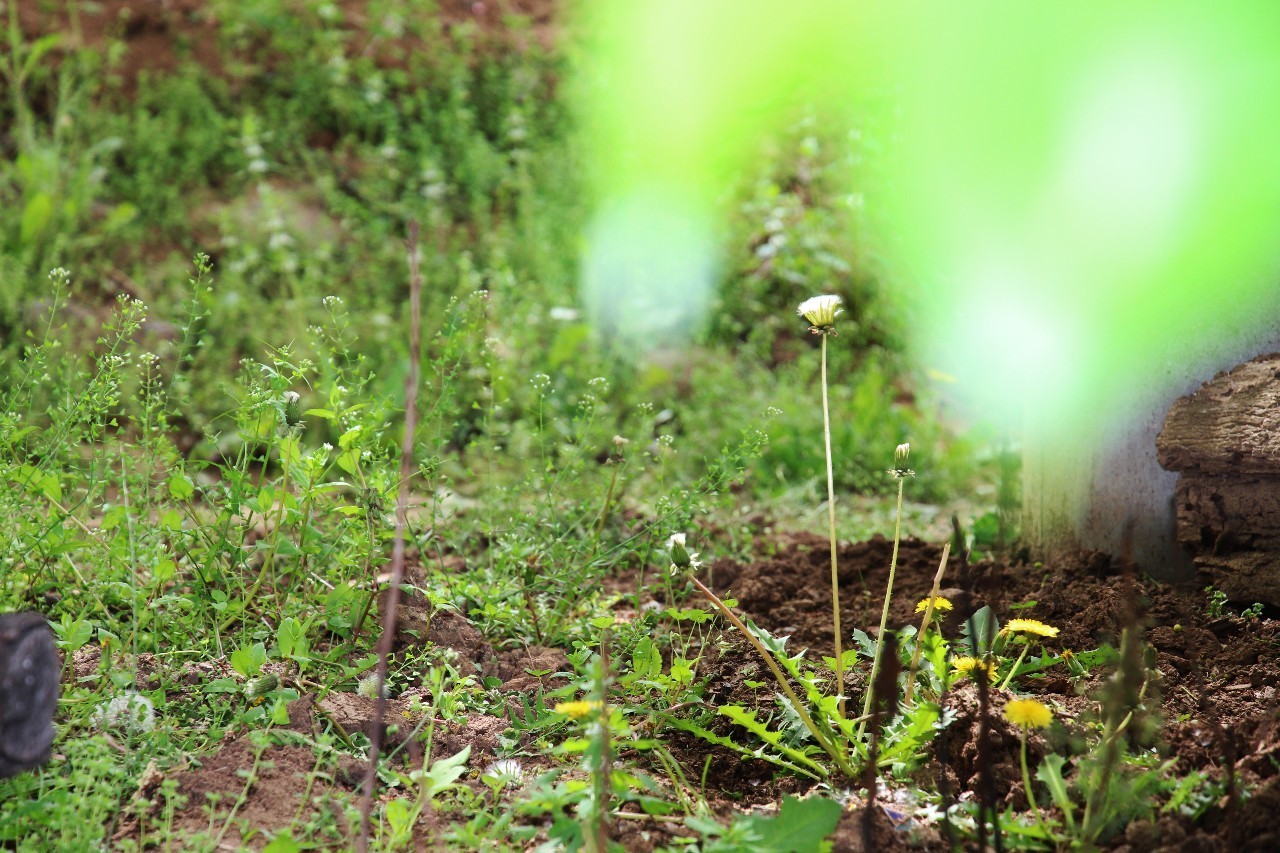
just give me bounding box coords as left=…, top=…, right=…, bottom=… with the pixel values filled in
left=0, top=612, right=59, bottom=778
left=1157, top=353, right=1280, bottom=607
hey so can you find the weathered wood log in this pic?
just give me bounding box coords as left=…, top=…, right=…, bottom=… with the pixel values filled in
left=1157, top=353, right=1280, bottom=607
left=0, top=612, right=59, bottom=778
left=1170, top=475, right=1280, bottom=552
left=1158, top=354, right=1280, bottom=474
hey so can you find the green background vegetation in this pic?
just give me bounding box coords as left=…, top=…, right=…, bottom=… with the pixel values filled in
left=0, top=3, right=1016, bottom=849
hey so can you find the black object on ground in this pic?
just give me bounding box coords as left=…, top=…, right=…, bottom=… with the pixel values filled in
left=0, top=612, right=59, bottom=778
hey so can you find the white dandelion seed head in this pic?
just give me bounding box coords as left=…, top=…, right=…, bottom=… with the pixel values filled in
left=797, top=294, right=843, bottom=329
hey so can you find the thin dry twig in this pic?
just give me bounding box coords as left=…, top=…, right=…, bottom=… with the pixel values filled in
left=356, top=221, right=424, bottom=852
left=905, top=542, right=951, bottom=705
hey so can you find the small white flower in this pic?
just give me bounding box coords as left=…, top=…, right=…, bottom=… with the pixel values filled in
left=797, top=294, right=843, bottom=330
left=549, top=306, right=579, bottom=322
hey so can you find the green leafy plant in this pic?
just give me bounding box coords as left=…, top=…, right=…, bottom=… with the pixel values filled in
left=688, top=795, right=842, bottom=853
left=1205, top=586, right=1229, bottom=618
left=1241, top=601, right=1265, bottom=620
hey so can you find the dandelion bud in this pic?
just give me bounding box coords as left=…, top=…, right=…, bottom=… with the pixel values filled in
left=356, top=673, right=388, bottom=699
left=244, top=674, right=279, bottom=702
left=797, top=294, right=843, bottom=331
left=667, top=533, right=691, bottom=569
left=282, top=391, right=303, bottom=427
left=666, top=532, right=703, bottom=578
left=891, top=442, right=914, bottom=479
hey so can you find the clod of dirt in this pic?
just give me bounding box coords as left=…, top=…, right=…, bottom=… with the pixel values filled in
left=432, top=713, right=508, bottom=763
left=708, top=533, right=957, bottom=659
left=164, top=735, right=357, bottom=849
left=381, top=569, right=493, bottom=675
left=318, top=693, right=421, bottom=750
left=483, top=644, right=571, bottom=692
left=828, top=805, right=947, bottom=853
left=930, top=683, right=1041, bottom=810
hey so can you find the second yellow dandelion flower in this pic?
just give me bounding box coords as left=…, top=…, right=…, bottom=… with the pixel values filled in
left=916, top=596, right=953, bottom=614
left=1004, top=698, right=1054, bottom=729
left=554, top=699, right=603, bottom=719
left=1003, top=618, right=1060, bottom=638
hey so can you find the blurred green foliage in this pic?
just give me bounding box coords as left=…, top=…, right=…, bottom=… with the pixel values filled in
left=0, top=0, right=976, bottom=506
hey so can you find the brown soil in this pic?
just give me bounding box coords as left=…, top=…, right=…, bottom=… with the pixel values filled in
left=86, top=530, right=1280, bottom=851
left=15, top=0, right=558, bottom=93
left=693, top=531, right=1280, bottom=851
left=16, top=0, right=222, bottom=90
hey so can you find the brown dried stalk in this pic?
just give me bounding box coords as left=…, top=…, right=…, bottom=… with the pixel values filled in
left=904, top=543, right=951, bottom=705
left=356, top=222, right=424, bottom=852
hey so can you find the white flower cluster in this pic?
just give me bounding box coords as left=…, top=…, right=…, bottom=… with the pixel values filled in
left=90, top=691, right=155, bottom=734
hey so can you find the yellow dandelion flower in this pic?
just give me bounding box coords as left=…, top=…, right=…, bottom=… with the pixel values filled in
left=554, top=699, right=603, bottom=719
left=916, top=596, right=953, bottom=614
left=952, top=657, right=998, bottom=681
left=1004, top=618, right=1060, bottom=638
left=1004, top=698, right=1054, bottom=729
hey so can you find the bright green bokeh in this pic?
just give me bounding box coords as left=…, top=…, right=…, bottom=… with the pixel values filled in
left=577, top=1, right=1280, bottom=427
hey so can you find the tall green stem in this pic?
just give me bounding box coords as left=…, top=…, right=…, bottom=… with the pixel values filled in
left=1000, top=642, right=1032, bottom=691
left=860, top=474, right=905, bottom=739
left=820, top=334, right=846, bottom=720
left=1019, top=733, right=1052, bottom=837
left=1081, top=629, right=1150, bottom=841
